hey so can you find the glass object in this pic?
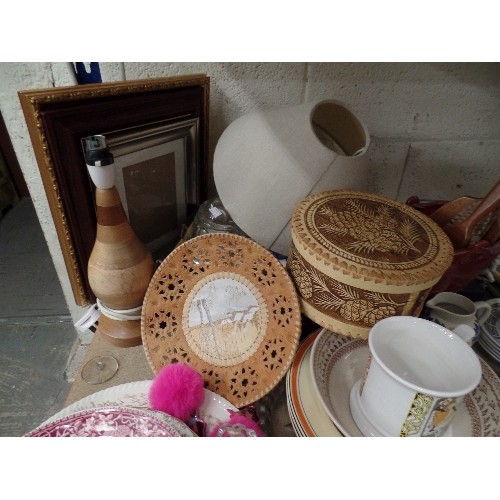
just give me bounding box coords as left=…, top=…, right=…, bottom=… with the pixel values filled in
left=184, top=196, right=247, bottom=240
left=80, top=355, right=119, bottom=385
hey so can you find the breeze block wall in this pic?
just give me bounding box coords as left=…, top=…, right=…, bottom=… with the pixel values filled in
left=1, top=62, right=499, bottom=321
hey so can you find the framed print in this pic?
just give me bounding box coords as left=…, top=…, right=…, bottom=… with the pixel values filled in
left=19, top=74, right=210, bottom=306
left=108, top=117, right=200, bottom=260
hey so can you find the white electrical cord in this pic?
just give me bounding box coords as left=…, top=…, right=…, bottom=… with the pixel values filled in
left=74, top=304, right=101, bottom=333
left=95, top=298, right=142, bottom=321
left=74, top=300, right=143, bottom=333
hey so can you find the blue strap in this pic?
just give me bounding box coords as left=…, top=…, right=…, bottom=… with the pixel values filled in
left=73, top=62, right=102, bottom=84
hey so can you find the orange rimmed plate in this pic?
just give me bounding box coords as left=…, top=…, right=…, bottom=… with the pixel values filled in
left=285, top=329, right=342, bottom=437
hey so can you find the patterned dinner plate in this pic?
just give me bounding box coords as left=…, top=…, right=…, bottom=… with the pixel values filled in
left=481, top=299, right=500, bottom=341
left=310, top=329, right=500, bottom=437
left=478, top=334, right=500, bottom=362
left=25, top=407, right=187, bottom=437
left=478, top=303, right=500, bottom=362
left=36, top=381, right=237, bottom=436
left=285, top=329, right=342, bottom=437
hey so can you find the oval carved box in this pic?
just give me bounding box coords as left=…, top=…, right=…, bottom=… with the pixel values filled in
left=287, top=190, right=454, bottom=339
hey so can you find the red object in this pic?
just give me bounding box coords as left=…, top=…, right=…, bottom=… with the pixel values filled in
left=407, top=197, right=500, bottom=294
left=431, top=239, right=500, bottom=293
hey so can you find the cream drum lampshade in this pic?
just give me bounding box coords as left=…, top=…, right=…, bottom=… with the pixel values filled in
left=213, top=99, right=370, bottom=256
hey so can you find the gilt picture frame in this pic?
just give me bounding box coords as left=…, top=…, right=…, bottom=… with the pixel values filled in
left=19, top=74, right=210, bottom=306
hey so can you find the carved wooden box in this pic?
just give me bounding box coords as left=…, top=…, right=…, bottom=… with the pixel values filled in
left=287, top=190, right=454, bottom=339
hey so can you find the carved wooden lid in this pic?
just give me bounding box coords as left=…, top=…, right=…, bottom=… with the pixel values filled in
left=141, top=233, right=302, bottom=408
left=291, top=190, right=454, bottom=292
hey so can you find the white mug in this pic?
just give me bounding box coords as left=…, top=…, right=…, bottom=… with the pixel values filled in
left=349, top=316, right=482, bottom=437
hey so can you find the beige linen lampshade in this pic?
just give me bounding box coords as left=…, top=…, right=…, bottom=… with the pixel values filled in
left=213, top=99, right=371, bottom=256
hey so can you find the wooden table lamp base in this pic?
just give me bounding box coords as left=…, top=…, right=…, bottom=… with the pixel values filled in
left=97, top=315, right=143, bottom=348
left=83, top=134, right=153, bottom=349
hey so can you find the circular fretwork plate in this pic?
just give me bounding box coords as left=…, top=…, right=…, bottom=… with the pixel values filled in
left=141, top=233, right=302, bottom=408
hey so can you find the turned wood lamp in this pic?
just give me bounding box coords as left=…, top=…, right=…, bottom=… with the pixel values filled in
left=83, top=135, right=154, bottom=347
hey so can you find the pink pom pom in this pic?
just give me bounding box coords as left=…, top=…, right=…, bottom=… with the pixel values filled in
left=208, top=412, right=266, bottom=437
left=149, top=363, right=205, bottom=422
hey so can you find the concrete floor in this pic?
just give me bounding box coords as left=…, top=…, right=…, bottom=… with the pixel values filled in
left=0, top=197, right=78, bottom=436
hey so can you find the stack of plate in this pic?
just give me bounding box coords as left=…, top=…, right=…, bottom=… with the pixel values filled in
left=285, top=330, right=342, bottom=436
left=286, top=328, right=500, bottom=437
left=477, top=301, right=500, bottom=362
left=26, top=381, right=237, bottom=437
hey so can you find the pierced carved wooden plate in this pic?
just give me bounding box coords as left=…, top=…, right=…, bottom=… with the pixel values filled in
left=141, top=233, right=302, bottom=408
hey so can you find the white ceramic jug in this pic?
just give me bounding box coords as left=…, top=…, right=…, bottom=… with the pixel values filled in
left=424, top=291, right=492, bottom=344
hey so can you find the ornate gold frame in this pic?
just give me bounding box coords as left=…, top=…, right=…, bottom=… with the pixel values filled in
left=18, top=74, right=210, bottom=306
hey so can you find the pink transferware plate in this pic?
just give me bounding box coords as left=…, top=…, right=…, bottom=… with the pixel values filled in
left=25, top=406, right=187, bottom=437
left=36, top=382, right=235, bottom=436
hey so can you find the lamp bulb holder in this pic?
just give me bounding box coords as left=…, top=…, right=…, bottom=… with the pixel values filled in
left=83, top=134, right=116, bottom=189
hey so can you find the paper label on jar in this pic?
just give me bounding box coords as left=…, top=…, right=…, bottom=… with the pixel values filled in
left=209, top=206, right=224, bottom=219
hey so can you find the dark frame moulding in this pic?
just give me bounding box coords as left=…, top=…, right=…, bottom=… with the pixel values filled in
left=18, top=74, right=210, bottom=306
